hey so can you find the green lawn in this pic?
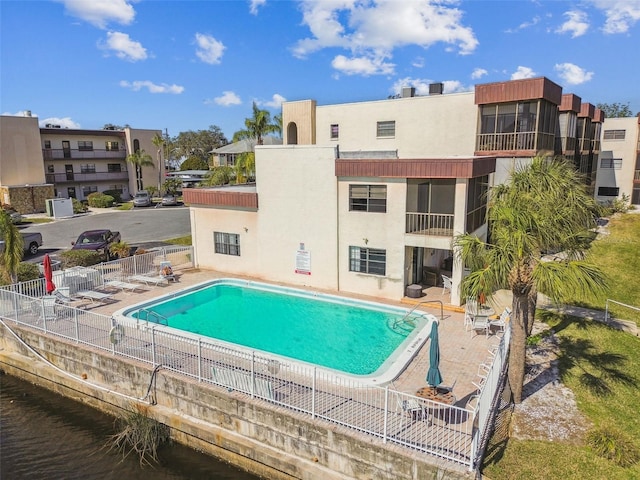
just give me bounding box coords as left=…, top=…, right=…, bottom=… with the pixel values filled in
left=482, top=212, right=640, bottom=480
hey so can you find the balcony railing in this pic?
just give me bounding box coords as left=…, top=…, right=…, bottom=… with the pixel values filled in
left=406, top=212, right=454, bottom=236
left=476, top=131, right=557, bottom=152
left=634, top=170, right=640, bottom=182
left=43, top=148, right=127, bottom=160
left=45, top=171, right=129, bottom=183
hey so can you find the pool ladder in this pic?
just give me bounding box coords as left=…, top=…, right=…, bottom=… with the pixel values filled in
left=137, top=308, right=168, bottom=326
left=392, top=299, right=445, bottom=330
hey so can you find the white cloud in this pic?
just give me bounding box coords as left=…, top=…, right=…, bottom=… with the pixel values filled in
left=40, top=117, right=81, bottom=129
left=119, top=80, right=184, bottom=94
left=505, top=16, right=540, bottom=33
left=412, top=57, right=425, bottom=68
left=554, top=63, right=594, bottom=85
left=590, top=0, right=640, bottom=34
left=556, top=10, right=589, bottom=38
left=194, top=33, right=225, bottom=64
left=331, top=54, right=395, bottom=76
left=391, top=77, right=471, bottom=96
left=471, top=68, right=488, bottom=80
left=511, top=66, right=536, bottom=80
left=2, top=110, right=37, bottom=118
left=292, top=0, right=478, bottom=76
left=259, top=94, right=287, bottom=108
left=249, top=0, right=266, bottom=15
left=58, top=0, right=135, bottom=29
left=100, top=31, right=147, bottom=61
left=209, top=91, right=242, bottom=106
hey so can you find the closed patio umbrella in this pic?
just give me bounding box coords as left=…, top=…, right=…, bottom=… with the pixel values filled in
left=43, top=253, right=55, bottom=295
left=426, top=320, right=443, bottom=388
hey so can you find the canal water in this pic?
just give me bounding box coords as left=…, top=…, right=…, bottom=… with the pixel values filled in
left=0, top=373, right=262, bottom=479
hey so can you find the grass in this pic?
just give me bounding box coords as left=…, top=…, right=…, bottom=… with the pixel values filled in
left=584, top=213, right=640, bottom=325
left=19, top=217, right=54, bottom=224
left=165, top=235, right=192, bottom=246
left=482, top=211, right=640, bottom=480
left=116, top=202, right=134, bottom=211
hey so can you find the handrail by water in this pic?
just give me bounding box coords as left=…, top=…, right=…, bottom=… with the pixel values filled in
left=137, top=307, right=168, bottom=326
left=393, top=299, right=442, bottom=329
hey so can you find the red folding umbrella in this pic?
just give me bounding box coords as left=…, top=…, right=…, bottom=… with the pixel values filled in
left=43, top=254, right=56, bottom=294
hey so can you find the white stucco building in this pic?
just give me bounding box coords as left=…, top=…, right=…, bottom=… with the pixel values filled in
left=183, top=77, right=606, bottom=306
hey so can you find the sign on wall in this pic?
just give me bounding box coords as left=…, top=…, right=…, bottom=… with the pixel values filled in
left=295, top=244, right=311, bottom=275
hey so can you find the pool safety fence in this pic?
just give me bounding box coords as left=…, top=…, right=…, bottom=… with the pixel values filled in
left=0, top=277, right=509, bottom=472
left=1, top=245, right=194, bottom=298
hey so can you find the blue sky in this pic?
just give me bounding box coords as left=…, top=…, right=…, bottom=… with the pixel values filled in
left=2, top=0, right=639, bottom=141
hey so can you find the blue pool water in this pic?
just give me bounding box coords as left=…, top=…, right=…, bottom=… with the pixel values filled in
left=119, top=279, right=434, bottom=380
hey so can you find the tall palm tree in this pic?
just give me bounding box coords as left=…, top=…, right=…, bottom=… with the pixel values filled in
left=151, top=133, right=165, bottom=192
left=233, top=101, right=279, bottom=146
left=234, top=151, right=255, bottom=184
left=127, top=149, right=154, bottom=191
left=0, top=210, right=24, bottom=284
left=454, top=156, right=607, bottom=403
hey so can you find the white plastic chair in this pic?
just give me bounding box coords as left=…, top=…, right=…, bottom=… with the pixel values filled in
left=464, top=297, right=478, bottom=331
left=441, top=275, right=452, bottom=295
left=490, top=307, right=511, bottom=334
left=472, top=313, right=491, bottom=337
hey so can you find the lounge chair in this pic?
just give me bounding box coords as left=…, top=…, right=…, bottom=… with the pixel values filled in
left=75, top=289, right=114, bottom=305
left=130, top=274, right=169, bottom=286
left=159, top=261, right=176, bottom=282
left=104, top=280, right=146, bottom=292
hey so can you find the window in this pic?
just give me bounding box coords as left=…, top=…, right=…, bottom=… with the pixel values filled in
left=47, top=165, right=54, bottom=173
left=600, top=158, right=622, bottom=169
left=349, top=246, right=386, bottom=276
left=44, top=140, right=51, bottom=149
left=108, top=185, right=124, bottom=194
left=330, top=124, right=339, bottom=140
left=603, top=130, right=626, bottom=140
left=349, top=185, right=387, bottom=212
left=214, top=232, right=240, bottom=256
left=82, top=186, right=98, bottom=196
left=598, top=186, right=619, bottom=197
left=80, top=164, right=96, bottom=173
left=466, top=175, right=488, bottom=233
left=105, top=141, right=119, bottom=151
left=376, top=121, right=395, bottom=137
left=78, top=141, right=93, bottom=151
left=107, top=163, right=122, bottom=172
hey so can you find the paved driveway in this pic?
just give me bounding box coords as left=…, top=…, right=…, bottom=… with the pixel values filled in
left=18, top=206, right=191, bottom=263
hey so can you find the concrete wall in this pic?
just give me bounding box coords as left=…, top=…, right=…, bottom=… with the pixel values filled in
left=0, top=115, right=46, bottom=187
left=0, top=322, right=470, bottom=480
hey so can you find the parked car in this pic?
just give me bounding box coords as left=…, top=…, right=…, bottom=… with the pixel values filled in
left=0, top=231, right=43, bottom=256
left=161, top=193, right=178, bottom=206
left=133, top=190, right=152, bottom=207
left=71, top=229, right=121, bottom=260
left=9, top=211, right=23, bottom=224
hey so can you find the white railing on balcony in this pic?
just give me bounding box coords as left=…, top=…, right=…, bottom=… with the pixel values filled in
left=42, top=148, right=127, bottom=160
left=634, top=170, right=640, bottom=181
left=406, top=213, right=454, bottom=236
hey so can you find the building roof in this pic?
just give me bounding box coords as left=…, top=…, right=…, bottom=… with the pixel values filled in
left=211, top=136, right=282, bottom=154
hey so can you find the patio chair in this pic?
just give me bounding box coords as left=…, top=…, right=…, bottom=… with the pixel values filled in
left=490, top=307, right=511, bottom=334
left=159, top=261, right=176, bottom=282
left=37, top=296, right=58, bottom=322
left=471, top=313, right=491, bottom=337
left=74, top=289, right=114, bottom=305
left=464, top=297, right=478, bottom=331
left=104, top=280, right=146, bottom=293
left=441, top=275, right=452, bottom=295
left=396, top=394, right=430, bottom=428
left=130, top=274, right=169, bottom=286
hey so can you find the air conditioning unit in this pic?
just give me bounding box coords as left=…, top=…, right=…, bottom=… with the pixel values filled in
left=429, top=83, right=444, bottom=95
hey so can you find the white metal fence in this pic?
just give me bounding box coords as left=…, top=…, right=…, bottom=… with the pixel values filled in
left=0, top=250, right=510, bottom=471
left=1, top=245, right=193, bottom=298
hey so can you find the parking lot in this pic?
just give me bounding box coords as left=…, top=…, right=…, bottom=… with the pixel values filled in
left=17, top=205, right=192, bottom=264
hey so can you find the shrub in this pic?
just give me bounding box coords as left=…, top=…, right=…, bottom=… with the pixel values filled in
left=102, top=190, right=123, bottom=203
left=72, top=198, right=88, bottom=214
left=0, top=262, right=42, bottom=286
left=87, top=192, right=115, bottom=208
left=587, top=427, right=640, bottom=467
left=59, top=249, right=104, bottom=268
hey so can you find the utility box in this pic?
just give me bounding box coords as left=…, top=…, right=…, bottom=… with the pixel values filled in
left=46, top=198, right=73, bottom=218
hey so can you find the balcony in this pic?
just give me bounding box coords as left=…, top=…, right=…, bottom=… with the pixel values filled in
left=43, top=148, right=127, bottom=160
left=475, top=132, right=555, bottom=152
left=45, top=171, right=130, bottom=183
left=406, top=212, right=454, bottom=237
left=634, top=170, right=640, bottom=182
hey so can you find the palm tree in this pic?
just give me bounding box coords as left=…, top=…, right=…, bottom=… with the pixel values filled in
left=454, top=156, right=607, bottom=403
left=127, top=149, right=154, bottom=191
left=151, top=133, right=165, bottom=192
left=234, top=151, right=256, bottom=184
left=109, top=241, right=131, bottom=259
left=0, top=210, right=24, bottom=284
left=233, top=101, right=279, bottom=146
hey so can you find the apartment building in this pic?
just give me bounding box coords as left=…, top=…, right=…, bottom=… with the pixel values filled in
left=595, top=116, right=640, bottom=205
left=41, top=126, right=162, bottom=201
left=183, top=77, right=603, bottom=306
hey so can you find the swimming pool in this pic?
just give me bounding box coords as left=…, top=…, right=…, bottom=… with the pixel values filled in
left=114, top=279, right=435, bottom=385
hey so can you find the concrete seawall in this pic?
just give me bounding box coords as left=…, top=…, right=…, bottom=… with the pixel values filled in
left=0, top=321, right=471, bottom=480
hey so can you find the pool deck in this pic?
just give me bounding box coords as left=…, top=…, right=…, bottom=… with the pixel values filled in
left=86, top=268, right=503, bottom=411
